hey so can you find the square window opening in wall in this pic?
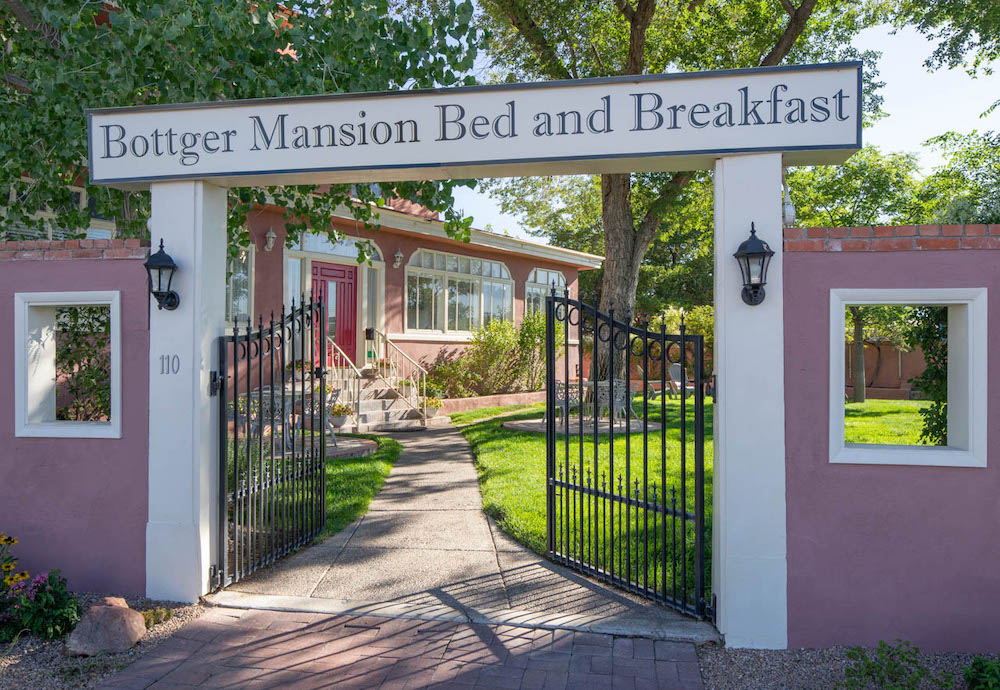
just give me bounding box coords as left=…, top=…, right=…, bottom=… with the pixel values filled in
left=14, top=292, right=122, bottom=439
left=829, top=288, right=987, bottom=468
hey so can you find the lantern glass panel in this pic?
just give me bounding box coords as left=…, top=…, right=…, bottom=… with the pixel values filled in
left=748, top=256, right=764, bottom=284
left=736, top=255, right=751, bottom=286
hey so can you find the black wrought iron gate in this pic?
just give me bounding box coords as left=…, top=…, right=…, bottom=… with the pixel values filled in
left=545, top=291, right=712, bottom=620
left=215, top=297, right=327, bottom=587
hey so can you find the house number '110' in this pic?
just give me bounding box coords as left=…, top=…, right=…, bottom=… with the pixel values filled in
left=159, top=354, right=180, bottom=375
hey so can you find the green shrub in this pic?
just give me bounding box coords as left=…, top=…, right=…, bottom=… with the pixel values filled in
left=467, top=320, right=522, bottom=394
left=54, top=306, right=112, bottom=421
left=905, top=306, right=948, bottom=445
left=516, top=310, right=548, bottom=391
left=841, top=640, right=953, bottom=690
left=9, top=571, right=80, bottom=640
left=965, top=655, right=1000, bottom=690
left=426, top=313, right=564, bottom=398
left=141, top=607, right=173, bottom=630
left=427, top=357, right=478, bottom=398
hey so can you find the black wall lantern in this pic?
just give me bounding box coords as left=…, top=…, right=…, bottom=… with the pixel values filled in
left=733, top=223, right=774, bottom=306
left=144, top=238, right=180, bottom=311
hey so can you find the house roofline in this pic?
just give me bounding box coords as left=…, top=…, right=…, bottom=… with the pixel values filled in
left=368, top=205, right=603, bottom=269
left=256, top=194, right=604, bottom=269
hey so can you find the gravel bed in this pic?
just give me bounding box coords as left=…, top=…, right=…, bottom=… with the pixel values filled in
left=0, top=592, right=203, bottom=690
left=698, top=644, right=976, bottom=689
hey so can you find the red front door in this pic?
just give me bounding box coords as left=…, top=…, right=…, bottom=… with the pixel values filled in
left=311, top=262, right=358, bottom=363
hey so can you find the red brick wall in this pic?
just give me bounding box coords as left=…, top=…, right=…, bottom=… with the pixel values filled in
left=0, top=238, right=151, bottom=261
left=783, top=224, right=1000, bottom=252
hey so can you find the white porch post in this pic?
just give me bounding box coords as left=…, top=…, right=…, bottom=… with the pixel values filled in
left=146, top=181, right=227, bottom=602
left=712, top=153, right=787, bottom=649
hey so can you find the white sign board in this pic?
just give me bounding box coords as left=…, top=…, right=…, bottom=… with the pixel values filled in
left=88, top=62, right=861, bottom=189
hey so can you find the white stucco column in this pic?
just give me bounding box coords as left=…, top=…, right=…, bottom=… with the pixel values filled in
left=712, top=153, right=787, bottom=649
left=146, top=181, right=227, bottom=602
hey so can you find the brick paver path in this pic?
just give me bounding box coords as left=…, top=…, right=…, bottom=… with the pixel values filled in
left=99, top=607, right=704, bottom=689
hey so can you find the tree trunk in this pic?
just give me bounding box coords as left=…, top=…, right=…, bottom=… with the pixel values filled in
left=850, top=306, right=866, bottom=403
left=597, top=173, right=651, bottom=320
left=593, top=173, right=655, bottom=381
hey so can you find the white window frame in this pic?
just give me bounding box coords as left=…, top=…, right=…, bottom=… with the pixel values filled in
left=225, top=245, right=255, bottom=328
left=525, top=268, right=567, bottom=314
left=5, top=179, right=117, bottom=238
left=829, top=288, right=987, bottom=468
left=404, top=249, right=513, bottom=335
left=14, top=291, right=122, bottom=439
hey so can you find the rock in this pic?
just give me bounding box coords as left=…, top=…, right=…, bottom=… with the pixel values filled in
left=66, top=602, right=146, bottom=656
left=96, top=596, right=128, bottom=608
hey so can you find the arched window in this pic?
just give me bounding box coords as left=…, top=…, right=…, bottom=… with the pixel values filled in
left=525, top=268, right=566, bottom=314
left=405, top=249, right=513, bottom=333
left=300, top=234, right=382, bottom=262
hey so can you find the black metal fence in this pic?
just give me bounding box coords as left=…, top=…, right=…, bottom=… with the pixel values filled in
left=215, top=297, right=327, bottom=587
left=545, top=292, right=712, bottom=620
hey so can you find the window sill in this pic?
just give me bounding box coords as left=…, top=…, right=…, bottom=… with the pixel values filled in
left=390, top=332, right=474, bottom=343
left=16, top=421, right=121, bottom=440
left=390, top=331, right=581, bottom=345
left=831, top=443, right=985, bottom=468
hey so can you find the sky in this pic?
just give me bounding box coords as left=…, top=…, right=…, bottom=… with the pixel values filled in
left=452, top=24, right=1000, bottom=242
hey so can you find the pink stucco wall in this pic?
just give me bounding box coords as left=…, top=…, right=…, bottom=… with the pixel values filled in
left=247, top=207, right=586, bottom=368
left=783, top=246, right=1000, bottom=652
left=0, top=242, right=149, bottom=595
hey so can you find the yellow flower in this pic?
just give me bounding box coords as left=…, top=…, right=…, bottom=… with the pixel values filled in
left=1, top=562, right=14, bottom=572
left=2, top=577, right=12, bottom=587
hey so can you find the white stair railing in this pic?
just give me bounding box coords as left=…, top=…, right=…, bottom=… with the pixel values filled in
left=326, top=336, right=362, bottom=424
left=369, top=329, right=427, bottom=419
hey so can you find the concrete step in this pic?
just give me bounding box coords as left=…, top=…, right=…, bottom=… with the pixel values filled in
left=357, top=397, right=412, bottom=413
left=353, top=419, right=428, bottom=433
left=357, top=408, right=424, bottom=425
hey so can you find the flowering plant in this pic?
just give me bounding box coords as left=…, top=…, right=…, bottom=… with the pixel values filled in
left=1, top=533, right=28, bottom=642
left=329, top=403, right=353, bottom=417
left=0, top=533, right=27, bottom=592
left=8, top=571, right=78, bottom=639
left=0, top=534, right=79, bottom=641
left=424, top=397, right=443, bottom=410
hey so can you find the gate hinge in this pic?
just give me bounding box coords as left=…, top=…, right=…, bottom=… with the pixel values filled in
left=209, top=371, right=221, bottom=397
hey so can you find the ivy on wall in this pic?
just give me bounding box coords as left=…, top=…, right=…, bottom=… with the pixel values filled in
left=905, top=306, right=949, bottom=445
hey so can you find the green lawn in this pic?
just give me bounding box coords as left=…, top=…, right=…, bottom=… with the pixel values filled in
left=844, top=399, right=935, bottom=446
left=320, top=434, right=402, bottom=539
left=449, top=402, right=545, bottom=426
left=459, top=398, right=713, bottom=604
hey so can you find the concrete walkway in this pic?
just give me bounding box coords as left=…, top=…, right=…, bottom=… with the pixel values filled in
left=213, top=427, right=716, bottom=645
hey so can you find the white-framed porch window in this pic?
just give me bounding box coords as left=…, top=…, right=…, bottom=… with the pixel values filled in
left=14, top=291, right=122, bottom=439
left=525, top=268, right=567, bottom=314
left=3, top=179, right=117, bottom=240
left=284, top=255, right=304, bottom=311
left=829, top=287, right=987, bottom=468
left=225, top=246, right=254, bottom=325
left=405, top=249, right=513, bottom=334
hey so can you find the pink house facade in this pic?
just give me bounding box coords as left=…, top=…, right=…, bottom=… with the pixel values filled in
left=236, top=200, right=602, bottom=370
